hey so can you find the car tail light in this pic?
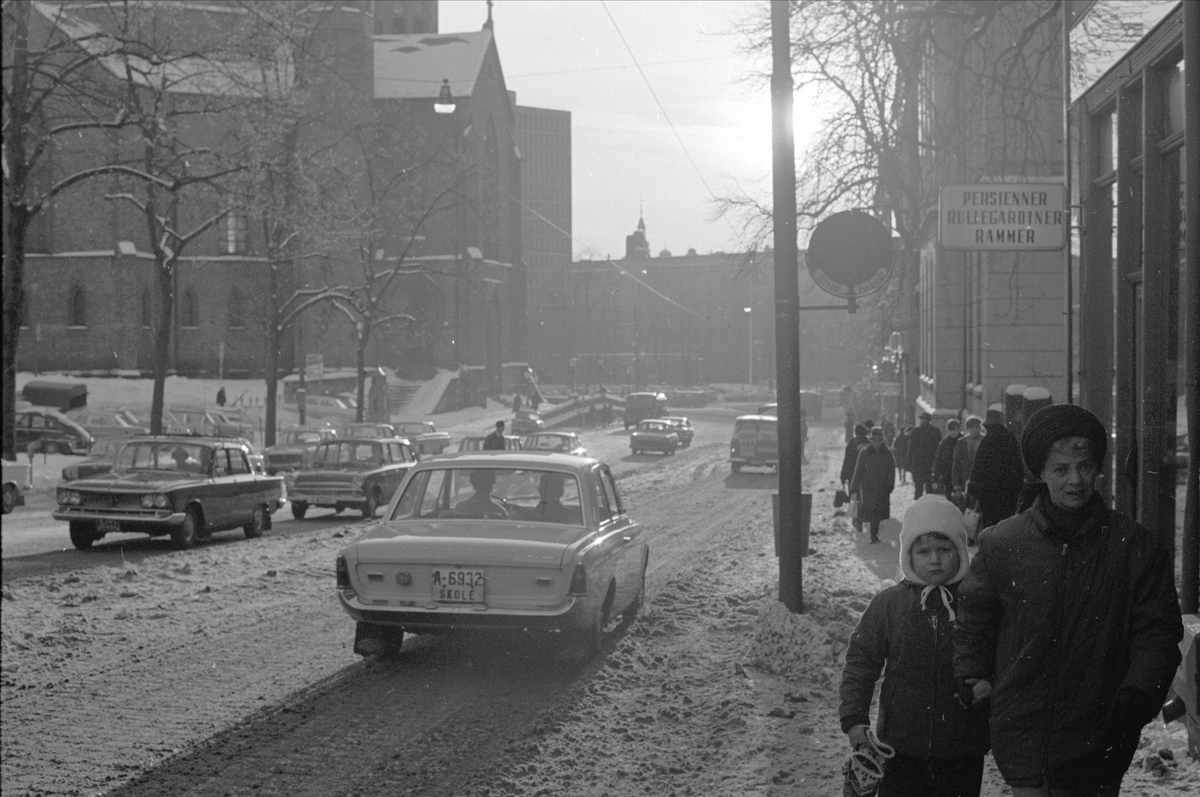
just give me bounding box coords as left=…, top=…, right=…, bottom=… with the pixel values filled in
left=336, top=555, right=350, bottom=588
left=568, top=563, right=587, bottom=595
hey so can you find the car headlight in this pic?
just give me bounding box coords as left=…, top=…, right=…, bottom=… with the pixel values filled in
left=154, top=494, right=169, bottom=509
left=57, top=488, right=70, bottom=505
left=284, top=474, right=296, bottom=487
left=141, top=494, right=154, bottom=508
left=351, top=475, right=365, bottom=488
left=68, top=491, right=82, bottom=505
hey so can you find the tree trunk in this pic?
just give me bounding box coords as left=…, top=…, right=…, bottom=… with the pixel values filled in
left=2, top=207, right=30, bottom=461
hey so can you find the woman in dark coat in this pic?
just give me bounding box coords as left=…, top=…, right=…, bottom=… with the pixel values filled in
left=966, top=408, right=1025, bottom=531
left=841, top=424, right=870, bottom=532
left=893, top=426, right=910, bottom=484
left=850, top=427, right=895, bottom=543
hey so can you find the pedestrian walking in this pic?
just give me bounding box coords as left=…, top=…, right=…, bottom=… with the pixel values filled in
left=954, top=404, right=1182, bottom=796
left=841, top=424, right=870, bottom=532
left=840, top=495, right=989, bottom=797
left=893, top=426, right=910, bottom=484
left=844, top=409, right=857, bottom=444
left=483, top=420, right=506, bottom=450
left=881, top=416, right=896, bottom=447
left=951, top=416, right=984, bottom=501
left=530, top=391, right=541, bottom=412
left=965, top=408, right=1024, bottom=531
left=512, top=393, right=522, bottom=413
left=931, top=418, right=961, bottom=497
left=907, top=412, right=942, bottom=499
left=850, top=426, right=895, bottom=543
left=216, top=386, right=226, bottom=407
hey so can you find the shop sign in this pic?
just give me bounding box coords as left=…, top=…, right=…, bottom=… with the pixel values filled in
left=939, top=183, right=1066, bottom=251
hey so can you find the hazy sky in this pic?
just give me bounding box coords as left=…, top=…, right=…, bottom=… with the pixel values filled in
left=440, top=0, right=818, bottom=261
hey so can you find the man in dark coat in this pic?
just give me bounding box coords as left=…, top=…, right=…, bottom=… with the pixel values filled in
left=906, top=412, right=942, bottom=499
left=483, top=420, right=506, bottom=450
left=841, top=424, right=869, bottom=532
left=893, top=426, right=910, bottom=483
left=954, top=404, right=1182, bottom=795
left=931, top=418, right=960, bottom=497
left=850, top=426, right=895, bottom=543
left=966, top=408, right=1025, bottom=530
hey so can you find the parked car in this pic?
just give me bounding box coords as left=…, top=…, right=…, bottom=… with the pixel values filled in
left=729, top=414, right=778, bottom=473
left=118, top=408, right=192, bottom=435
left=757, top=403, right=778, bottom=416
left=623, top=392, right=669, bottom=429
left=298, top=394, right=357, bottom=421
left=457, top=434, right=523, bottom=452
left=67, top=409, right=149, bottom=438
left=661, top=416, right=694, bottom=447
left=51, top=435, right=283, bottom=550
left=15, top=407, right=93, bottom=455
left=511, top=409, right=545, bottom=436
left=336, top=451, right=648, bottom=659
left=391, top=421, right=452, bottom=455
left=2, top=461, right=33, bottom=514
left=523, top=431, right=587, bottom=457
left=286, top=437, right=417, bottom=519
left=630, top=419, right=679, bottom=456
left=340, top=422, right=398, bottom=439
left=61, top=436, right=129, bottom=482
left=169, top=406, right=256, bottom=442
left=262, top=426, right=337, bottom=475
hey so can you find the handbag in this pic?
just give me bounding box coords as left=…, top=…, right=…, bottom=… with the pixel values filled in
left=848, top=497, right=859, bottom=520
left=834, top=488, right=850, bottom=508
left=963, top=503, right=982, bottom=544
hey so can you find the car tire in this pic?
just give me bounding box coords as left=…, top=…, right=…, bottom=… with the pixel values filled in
left=2, top=484, right=15, bottom=515
left=244, top=505, right=266, bottom=539
left=57, top=441, right=72, bottom=455
left=68, top=521, right=99, bottom=550
left=731, top=463, right=742, bottom=473
left=667, top=446, right=676, bottom=456
left=291, top=501, right=308, bottom=520
left=172, top=508, right=199, bottom=550
left=354, top=622, right=404, bottom=657
left=362, top=491, right=379, bottom=519
left=583, top=586, right=614, bottom=659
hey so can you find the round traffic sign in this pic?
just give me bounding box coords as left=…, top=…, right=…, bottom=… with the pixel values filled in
left=806, top=210, right=894, bottom=298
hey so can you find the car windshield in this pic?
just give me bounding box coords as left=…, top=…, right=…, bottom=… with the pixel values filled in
left=526, top=434, right=572, bottom=451
left=390, top=467, right=584, bottom=525
left=344, top=425, right=391, bottom=438
left=311, top=441, right=379, bottom=466
left=396, top=423, right=432, bottom=435
left=283, top=431, right=326, bottom=444
left=91, top=437, right=125, bottom=457
left=639, top=422, right=670, bottom=432
left=115, top=442, right=213, bottom=474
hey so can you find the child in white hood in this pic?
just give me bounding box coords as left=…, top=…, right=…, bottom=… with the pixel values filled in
left=838, top=495, right=991, bottom=796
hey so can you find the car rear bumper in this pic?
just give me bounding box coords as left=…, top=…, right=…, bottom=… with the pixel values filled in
left=337, top=590, right=586, bottom=633
left=289, top=489, right=365, bottom=507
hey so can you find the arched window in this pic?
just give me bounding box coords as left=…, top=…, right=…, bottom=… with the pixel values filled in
left=68, top=286, right=86, bottom=327
left=141, top=288, right=152, bottom=329
left=19, top=290, right=31, bottom=329
left=228, top=290, right=246, bottom=329
left=181, top=288, right=198, bottom=329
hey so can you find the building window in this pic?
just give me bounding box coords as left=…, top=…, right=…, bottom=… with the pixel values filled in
left=68, top=286, right=86, bottom=328
left=221, top=211, right=247, bottom=255
left=19, top=290, right=31, bottom=329
left=181, top=288, right=199, bottom=329
left=229, top=290, right=246, bottom=329
left=141, top=288, right=152, bottom=329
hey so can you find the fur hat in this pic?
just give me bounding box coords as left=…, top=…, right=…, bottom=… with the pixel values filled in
left=1020, top=403, right=1108, bottom=477
left=984, top=408, right=1005, bottom=424
left=898, top=495, right=970, bottom=586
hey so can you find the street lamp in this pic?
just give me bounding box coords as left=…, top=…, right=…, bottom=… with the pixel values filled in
left=434, top=79, right=456, bottom=114
left=743, top=307, right=753, bottom=387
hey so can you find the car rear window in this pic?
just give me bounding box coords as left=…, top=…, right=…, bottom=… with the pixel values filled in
left=390, top=467, right=583, bottom=525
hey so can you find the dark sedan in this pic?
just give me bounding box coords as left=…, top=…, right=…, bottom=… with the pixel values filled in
left=286, top=437, right=417, bottom=519
left=52, top=436, right=283, bottom=550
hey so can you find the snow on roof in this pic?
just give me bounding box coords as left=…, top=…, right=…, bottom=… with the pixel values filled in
left=374, top=29, right=492, bottom=100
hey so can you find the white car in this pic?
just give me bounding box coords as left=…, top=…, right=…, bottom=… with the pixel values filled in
left=336, top=452, right=648, bottom=659
left=3, top=461, right=33, bottom=514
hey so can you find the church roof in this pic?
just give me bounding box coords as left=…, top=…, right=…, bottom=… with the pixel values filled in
left=374, top=29, right=493, bottom=100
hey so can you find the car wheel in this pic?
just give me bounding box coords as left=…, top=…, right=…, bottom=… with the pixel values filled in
left=171, top=508, right=200, bottom=550
left=622, top=571, right=646, bottom=628
left=291, top=501, right=308, bottom=520
left=57, top=441, right=72, bottom=455
left=353, top=622, right=404, bottom=657
left=362, top=491, right=379, bottom=519
left=68, top=521, right=99, bottom=550
left=243, top=505, right=266, bottom=539
left=2, top=484, right=15, bottom=515
left=731, top=463, right=742, bottom=473
left=668, top=446, right=676, bottom=456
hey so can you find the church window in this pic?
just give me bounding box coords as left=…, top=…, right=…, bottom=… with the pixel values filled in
left=221, top=211, right=247, bottom=255
left=68, top=286, right=87, bottom=327
left=181, top=288, right=199, bottom=329
left=229, top=290, right=246, bottom=329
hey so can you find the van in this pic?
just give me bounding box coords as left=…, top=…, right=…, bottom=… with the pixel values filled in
left=623, top=392, right=669, bottom=429
left=729, top=414, right=778, bottom=473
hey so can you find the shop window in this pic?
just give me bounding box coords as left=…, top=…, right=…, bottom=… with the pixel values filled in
left=181, top=288, right=199, bottom=329
left=229, top=290, right=246, bottom=329
left=68, top=286, right=86, bottom=328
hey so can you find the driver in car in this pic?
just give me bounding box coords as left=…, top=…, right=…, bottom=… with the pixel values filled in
left=454, top=469, right=507, bottom=519
left=533, top=472, right=576, bottom=523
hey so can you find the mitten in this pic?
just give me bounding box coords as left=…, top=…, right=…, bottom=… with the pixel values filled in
left=956, top=677, right=976, bottom=709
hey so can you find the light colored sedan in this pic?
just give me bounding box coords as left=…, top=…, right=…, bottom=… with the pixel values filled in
left=522, top=431, right=587, bottom=457
left=336, top=452, right=648, bottom=659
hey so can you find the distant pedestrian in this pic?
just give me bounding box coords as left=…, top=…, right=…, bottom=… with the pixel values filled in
left=850, top=426, right=895, bottom=543
left=952, top=416, right=984, bottom=500
left=841, top=424, right=870, bottom=533
left=216, top=386, right=226, bottom=407
left=840, top=495, right=988, bottom=797
left=907, top=412, right=942, bottom=499
left=881, top=416, right=896, bottom=447
left=965, top=408, right=1025, bottom=531
left=512, top=393, right=522, bottom=413
left=484, top=420, right=506, bottom=450
left=844, top=409, right=857, bottom=443
left=931, top=418, right=961, bottom=497
left=530, top=391, right=541, bottom=412
left=893, top=427, right=910, bottom=484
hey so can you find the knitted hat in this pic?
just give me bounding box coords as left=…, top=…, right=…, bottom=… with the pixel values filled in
left=1020, top=403, right=1108, bottom=477
left=898, top=495, right=970, bottom=586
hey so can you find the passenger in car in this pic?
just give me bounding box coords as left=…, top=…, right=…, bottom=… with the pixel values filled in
left=454, top=469, right=507, bottom=519
left=533, top=472, right=580, bottom=524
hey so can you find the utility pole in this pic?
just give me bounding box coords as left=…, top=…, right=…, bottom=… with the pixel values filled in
left=771, top=0, right=804, bottom=612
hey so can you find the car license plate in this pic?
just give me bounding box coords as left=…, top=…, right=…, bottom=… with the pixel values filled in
left=308, top=495, right=341, bottom=504
left=98, top=519, right=121, bottom=533
left=431, top=569, right=486, bottom=603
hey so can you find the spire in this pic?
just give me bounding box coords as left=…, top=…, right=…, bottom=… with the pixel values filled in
left=484, top=0, right=494, bottom=30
